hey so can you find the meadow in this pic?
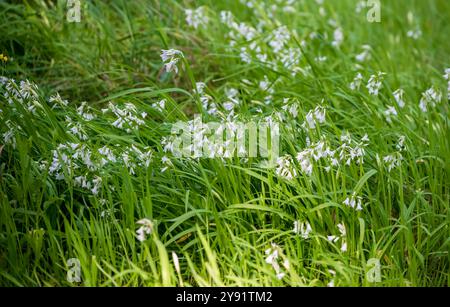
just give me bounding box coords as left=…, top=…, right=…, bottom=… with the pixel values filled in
left=0, top=0, right=448, bottom=286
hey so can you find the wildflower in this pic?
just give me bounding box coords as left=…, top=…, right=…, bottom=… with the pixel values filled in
left=296, top=150, right=313, bottom=175
left=108, top=102, right=146, bottom=133
left=407, top=29, right=422, bottom=40
left=444, top=68, right=450, bottom=100
left=366, top=72, right=385, bottom=96
left=396, top=135, right=407, bottom=152
left=356, top=45, right=371, bottom=62
left=265, top=243, right=288, bottom=280
left=293, top=221, right=312, bottom=239
left=337, top=223, right=346, bottom=236
left=383, top=153, right=403, bottom=172
left=161, top=155, right=173, bottom=172
left=239, top=47, right=252, bottom=63
left=136, top=218, right=154, bottom=242
left=49, top=93, right=69, bottom=107
left=275, top=155, right=298, bottom=180
left=304, top=106, right=326, bottom=129
left=384, top=105, right=397, bottom=123
left=185, top=7, right=209, bottom=29
left=76, top=101, right=95, bottom=121
left=332, top=27, right=344, bottom=47
left=349, top=72, right=363, bottom=90
left=220, top=11, right=233, bottom=26
left=269, top=26, right=290, bottom=53
left=281, top=99, right=299, bottom=118
left=419, top=87, right=441, bottom=112
left=443, top=68, right=450, bottom=81
left=152, top=99, right=166, bottom=112
left=343, top=193, right=364, bottom=211
left=160, top=49, right=184, bottom=74
left=327, top=223, right=348, bottom=252
left=393, top=89, right=405, bottom=108
left=98, top=145, right=116, bottom=166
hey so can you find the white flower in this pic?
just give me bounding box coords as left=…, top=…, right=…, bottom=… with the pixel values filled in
left=220, top=11, right=234, bottom=26
left=296, top=150, right=313, bottom=175
left=160, top=49, right=184, bottom=74
left=343, top=194, right=363, bottom=211
left=384, top=105, right=398, bottom=123
left=366, top=72, right=385, bottom=96
left=337, top=223, right=346, bottom=236
left=185, top=7, right=208, bottom=29
left=332, top=27, right=344, bottom=47
left=276, top=155, right=298, bottom=180
left=269, top=26, right=290, bottom=53
left=152, top=99, right=166, bottom=112
left=383, top=153, right=403, bottom=172
left=349, top=73, right=363, bottom=90
left=396, top=135, right=407, bottom=152
left=136, top=218, right=154, bottom=242
left=419, top=87, right=441, bottom=112
left=407, top=29, right=422, bottom=40
left=327, top=235, right=339, bottom=243
left=393, top=89, right=405, bottom=108
left=356, top=45, right=371, bottom=62
left=443, top=68, right=450, bottom=80
left=340, top=241, right=348, bottom=252
left=293, top=221, right=312, bottom=239
left=303, top=105, right=326, bottom=129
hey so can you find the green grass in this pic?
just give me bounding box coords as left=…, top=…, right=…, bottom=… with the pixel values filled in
left=0, top=0, right=448, bottom=286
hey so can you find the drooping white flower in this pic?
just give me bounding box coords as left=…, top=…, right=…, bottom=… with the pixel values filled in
left=296, top=150, right=313, bottom=176
left=356, top=45, right=371, bottom=62
left=220, top=10, right=233, bottom=26
left=269, top=26, right=290, bottom=53
left=349, top=72, right=363, bottom=90
left=393, top=89, right=405, bottom=108
left=343, top=193, right=364, bottom=211
left=384, top=105, right=398, bottom=123
left=136, top=218, right=154, bottom=242
left=419, top=87, right=441, bottom=112
left=293, top=221, right=312, bottom=239
left=152, top=99, right=166, bottom=112
left=303, top=105, right=326, bottom=129
left=332, top=27, right=344, bottom=47
left=366, top=72, right=386, bottom=96
left=407, top=28, right=422, bottom=40
left=383, top=153, right=403, bottom=172
left=160, top=49, right=184, bottom=74
left=275, top=155, right=298, bottom=180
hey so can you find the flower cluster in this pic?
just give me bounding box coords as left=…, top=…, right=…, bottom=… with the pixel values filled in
left=185, top=7, right=208, bottom=29
left=327, top=223, right=347, bottom=252
left=103, top=102, right=147, bottom=133
left=265, top=243, right=290, bottom=280
left=293, top=221, right=312, bottom=239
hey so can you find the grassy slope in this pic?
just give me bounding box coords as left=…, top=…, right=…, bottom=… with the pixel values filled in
left=0, top=0, right=448, bottom=286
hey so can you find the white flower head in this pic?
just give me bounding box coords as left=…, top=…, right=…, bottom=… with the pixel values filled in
left=160, top=49, right=184, bottom=74
left=293, top=221, right=312, bottom=239
left=393, top=89, right=405, bottom=108
left=136, top=218, right=154, bottom=242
